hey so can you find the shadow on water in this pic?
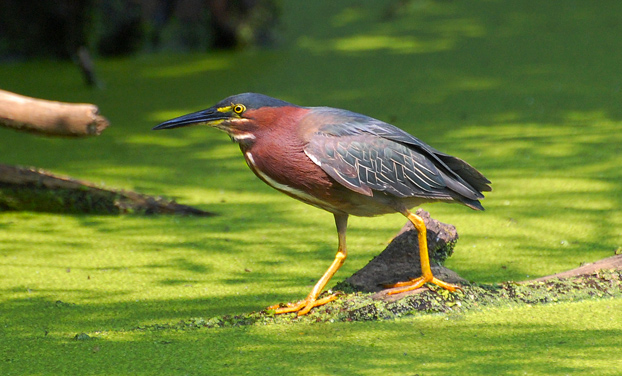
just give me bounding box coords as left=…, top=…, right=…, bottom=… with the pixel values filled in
left=0, top=1, right=621, bottom=353
left=1, top=294, right=621, bottom=375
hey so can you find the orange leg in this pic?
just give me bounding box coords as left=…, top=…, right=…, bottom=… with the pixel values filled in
left=386, top=210, right=461, bottom=295
left=269, top=214, right=348, bottom=316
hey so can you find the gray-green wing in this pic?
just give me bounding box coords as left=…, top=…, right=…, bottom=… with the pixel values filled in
left=302, top=108, right=491, bottom=207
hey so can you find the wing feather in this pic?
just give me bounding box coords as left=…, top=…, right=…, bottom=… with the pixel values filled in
left=302, top=107, right=491, bottom=207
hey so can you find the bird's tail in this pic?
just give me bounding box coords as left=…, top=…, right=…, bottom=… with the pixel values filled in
left=436, top=154, right=491, bottom=211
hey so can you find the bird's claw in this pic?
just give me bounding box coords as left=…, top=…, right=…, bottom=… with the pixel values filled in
left=267, top=294, right=339, bottom=316
left=385, top=275, right=462, bottom=295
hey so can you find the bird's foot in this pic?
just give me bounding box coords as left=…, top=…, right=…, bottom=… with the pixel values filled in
left=385, top=275, right=462, bottom=295
left=267, top=294, right=339, bottom=316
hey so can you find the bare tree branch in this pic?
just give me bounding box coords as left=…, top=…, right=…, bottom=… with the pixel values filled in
left=0, top=89, right=108, bottom=137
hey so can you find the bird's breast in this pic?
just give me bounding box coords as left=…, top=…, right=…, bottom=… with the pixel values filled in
left=241, top=134, right=351, bottom=214
left=243, top=151, right=337, bottom=210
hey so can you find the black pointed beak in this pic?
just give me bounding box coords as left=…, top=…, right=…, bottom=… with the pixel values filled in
left=152, top=107, right=230, bottom=130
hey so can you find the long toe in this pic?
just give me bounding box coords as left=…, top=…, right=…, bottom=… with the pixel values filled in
left=385, top=276, right=427, bottom=295
left=385, top=276, right=461, bottom=295
left=297, top=294, right=338, bottom=316
left=430, top=277, right=461, bottom=292
left=272, top=301, right=306, bottom=314
left=270, top=294, right=339, bottom=315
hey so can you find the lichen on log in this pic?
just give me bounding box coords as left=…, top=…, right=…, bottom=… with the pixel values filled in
left=0, top=164, right=211, bottom=216
left=125, top=208, right=622, bottom=329
left=131, top=266, right=622, bottom=330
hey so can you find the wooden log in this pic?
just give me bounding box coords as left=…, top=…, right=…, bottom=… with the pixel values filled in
left=530, top=254, right=622, bottom=282
left=0, top=164, right=212, bottom=216
left=342, top=210, right=622, bottom=303
left=0, top=89, right=108, bottom=137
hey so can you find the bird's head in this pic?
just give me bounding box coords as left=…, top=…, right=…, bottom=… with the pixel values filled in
left=153, top=93, right=299, bottom=143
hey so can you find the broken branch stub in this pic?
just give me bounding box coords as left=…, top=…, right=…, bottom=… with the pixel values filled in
left=343, top=209, right=466, bottom=293
left=0, top=89, right=108, bottom=137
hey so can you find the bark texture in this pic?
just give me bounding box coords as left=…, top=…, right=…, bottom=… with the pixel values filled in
left=0, top=89, right=108, bottom=137
left=343, top=208, right=465, bottom=293
left=0, top=164, right=211, bottom=216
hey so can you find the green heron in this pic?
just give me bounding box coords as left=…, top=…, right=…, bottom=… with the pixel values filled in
left=154, top=93, right=491, bottom=316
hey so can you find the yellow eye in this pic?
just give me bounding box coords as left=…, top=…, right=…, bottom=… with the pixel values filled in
left=232, top=104, right=246, bottom=114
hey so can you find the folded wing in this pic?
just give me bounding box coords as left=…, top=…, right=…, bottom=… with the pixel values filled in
left=303, top=108, right=491, bottom=210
